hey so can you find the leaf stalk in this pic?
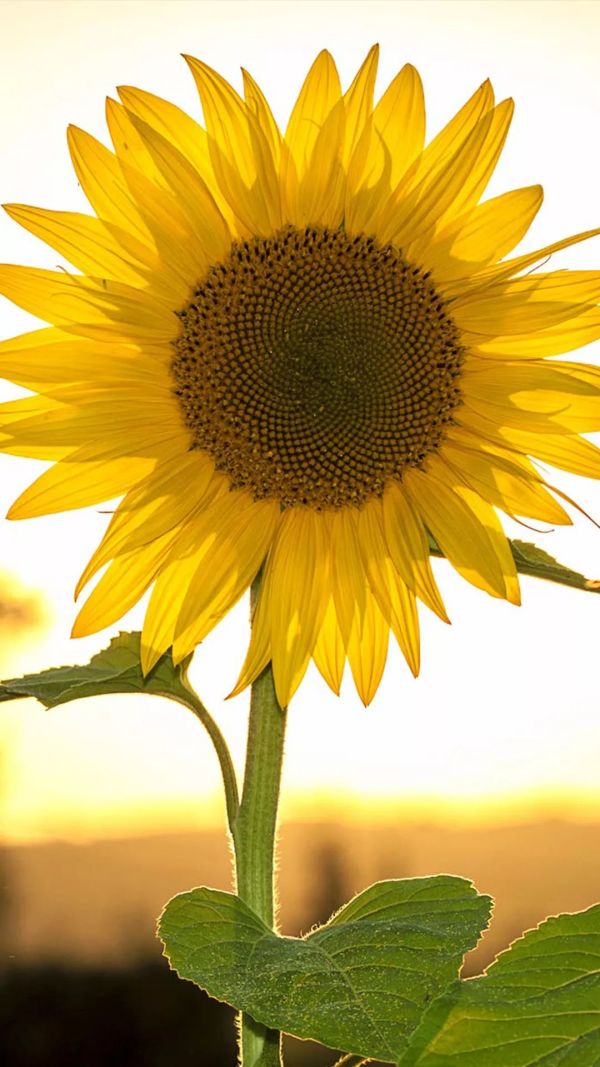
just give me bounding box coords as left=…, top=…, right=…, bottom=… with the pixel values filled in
left=171, top=676, right=240, bottom=834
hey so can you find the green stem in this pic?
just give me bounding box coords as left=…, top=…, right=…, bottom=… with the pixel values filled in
left=232, top=573, right=287, bottom=1067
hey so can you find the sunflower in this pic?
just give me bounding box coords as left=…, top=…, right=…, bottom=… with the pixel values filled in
left=0, top=47, right=599, bottom=706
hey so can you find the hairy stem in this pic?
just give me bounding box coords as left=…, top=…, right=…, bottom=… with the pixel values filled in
left=232, top=573, right=287, bottom=1066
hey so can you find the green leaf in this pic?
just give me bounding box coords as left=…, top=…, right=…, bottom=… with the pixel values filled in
left=509, top=541, right=600, bottom=594
left=0, top=631, right=188, bottom=708
left=429, top=535, right=600, bottom=594
left=398, top=904, right=600, bottom=1066
left=159, top=876, right=492, bottom=1063
left=0, top=630, right=241, bottom=829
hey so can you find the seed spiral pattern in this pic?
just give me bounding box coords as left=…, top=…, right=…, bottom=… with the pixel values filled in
left=172, top=226, right=464, bottom=509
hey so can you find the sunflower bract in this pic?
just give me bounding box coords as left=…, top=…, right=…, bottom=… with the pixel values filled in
left=1, top=46, right=599, bottom=705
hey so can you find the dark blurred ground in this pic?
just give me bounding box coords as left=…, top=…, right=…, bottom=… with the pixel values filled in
left=1, top=818, right=599, bottom=1065
left=0, top=962, right=237, bottom=1067
left=1, top=959, right=373, bottom=1065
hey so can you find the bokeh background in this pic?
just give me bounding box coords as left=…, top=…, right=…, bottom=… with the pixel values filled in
left=0, top=1, right=599, bottom=1064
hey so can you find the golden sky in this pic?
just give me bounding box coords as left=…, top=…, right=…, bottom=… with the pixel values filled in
left=0, top=0, right=599, bottom=842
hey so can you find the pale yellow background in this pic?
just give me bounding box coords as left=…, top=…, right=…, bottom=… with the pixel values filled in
left=0, top=0, right=599, bottom=842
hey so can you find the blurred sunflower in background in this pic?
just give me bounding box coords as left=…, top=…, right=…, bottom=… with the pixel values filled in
left=0, top=45, right=599, bottom=706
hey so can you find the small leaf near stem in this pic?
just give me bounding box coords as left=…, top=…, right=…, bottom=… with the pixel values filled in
left=428, top=534, right=600, bottom=594
left=0, top=631, right=240, bottom=833
left=231, top=571, right=287, bottom=1067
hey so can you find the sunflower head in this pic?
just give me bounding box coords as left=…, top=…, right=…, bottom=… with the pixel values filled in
left=1, top=46, right=599, bottom=705
left=173, top=225, right=464, bottom=509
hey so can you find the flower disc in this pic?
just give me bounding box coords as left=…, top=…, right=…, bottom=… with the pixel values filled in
left=173, top=225, right=463, bottom=508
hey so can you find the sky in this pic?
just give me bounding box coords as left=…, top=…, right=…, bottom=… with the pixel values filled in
left=0, top=0, right=599, bottom=842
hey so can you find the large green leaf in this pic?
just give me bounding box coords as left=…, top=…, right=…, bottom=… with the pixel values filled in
left=0, top=631, right=188, bottom=708
left=159, top=876, right=491, bottom=1063
left=398, top=904, right=600, bottom=1066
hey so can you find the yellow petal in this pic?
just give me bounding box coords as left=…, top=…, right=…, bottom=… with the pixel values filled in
left=329, top=508, right=367, bottom=644
left=285, top=50, right=341, bottom=175
left=4, top=205, right=157, bottom=287
left=242, top=69, right=283, bottom=166
left=405, top=459, right=513, bottom=599
left=0, top=392, right=65, bottom=424
left=185, top=55, right=281, bottom=234
left=0, top=265, right=176, bottom=339
left=342, top=45, right=379, bottom=167
left=124, top=111, right=232, bottom=265
left=139, top=523, right=212, bottom=674
left=344, top=115, right=391, bottom=236
left=500, top=428, right=600, bottom=478
left=295, top=100, right=345, bottom=227
left=228, top=567, right=273, bottom=698
left=441, top=442, right=571, bottom=524
left=267, top=508, right=329, bottom=706
left=381, top=103, right=499, bottom=247
left=413, top=79, right=494, bottom=181
left=76, top=453, right=221, bottom=596
left=372, top=63, right=425, bottom=190
left=462, top=360, right=600, bottom=432
left=0, top=328, right=166, bottom=393
left=357, top=501, right=421, bottom=676
left=172, top=497, right=279, bottom=661
left=105, top=97, right=165, bottom=186
left=0, top=439, right=70, bottom=460
left=447, top=227, right=600, bottom=297
left=425, top=98, right=514, bottom=235
left=454, top=272, right=600, bottom=337
left=0, top=401, right=181, bottom=451
left=312, top=598, right=345, bottom=695
left=7, top=451, right=154, bottom=519
left=347, top=587, right=389, bottom=706
left=142, top=493, right=276, bottom=674
left=72, top=527, right=179, bottom=637
left=118, top=84, right=239, bottom=235
left=382, top=483, right=449, bottom=621
left=67, top=125, right=150, bottom=241
left=425, top=185, right=543, bottom=283
left=115, top=155, right=213, bottom=291
left=469, top=308, right=600, bottom=359
left=118, top=85, right=211, bottom=177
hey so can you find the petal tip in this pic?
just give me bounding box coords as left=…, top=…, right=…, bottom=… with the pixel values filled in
left=140, top=642, right=162, bottom=676
left=6, top=499, right=28, bottom=521
left=70, top=616, right=87, bottom=638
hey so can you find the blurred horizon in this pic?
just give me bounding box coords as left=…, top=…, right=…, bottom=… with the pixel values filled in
left=1, top=563, right=597, bottom=845
left=3, top=816, right=600, bottom=971
left=4, top=782, right=600, bottom=846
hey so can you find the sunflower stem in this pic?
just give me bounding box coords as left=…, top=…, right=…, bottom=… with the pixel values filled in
left=232, top=573, right=286, bottom=1067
